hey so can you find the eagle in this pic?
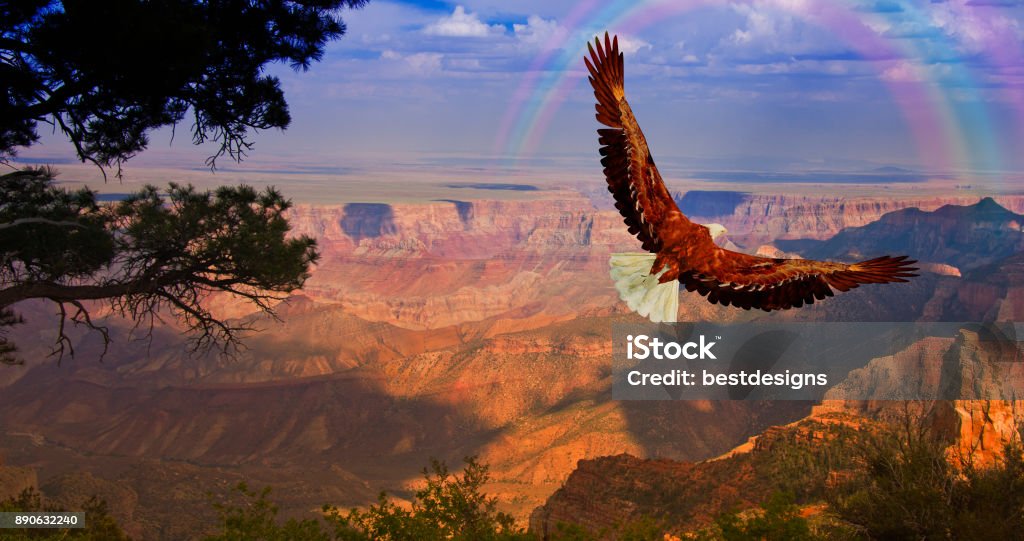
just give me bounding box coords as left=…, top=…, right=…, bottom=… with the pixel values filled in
left=586, top=33, right=919, bottom=322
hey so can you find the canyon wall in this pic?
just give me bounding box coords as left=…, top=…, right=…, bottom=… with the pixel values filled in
left=675, top=191, right=1024, bottom=243
left=281, top=191, right=1024, bottom=330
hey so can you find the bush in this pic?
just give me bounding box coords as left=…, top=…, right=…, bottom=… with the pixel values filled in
left=829, top=423, right=1024, bottom=540
left=204, top=456, right=533, bottom=541
left=719, top=492, right=818, bottom=541
left=328, top=457, right=531, bottom=541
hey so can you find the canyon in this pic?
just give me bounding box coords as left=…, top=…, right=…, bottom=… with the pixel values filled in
left=2, top=184, right=1023, bottom=539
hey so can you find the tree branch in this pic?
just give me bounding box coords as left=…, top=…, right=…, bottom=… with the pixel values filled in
left=0, top=279, right=164, bottom=308
left=1, top=174, right=317, bottom=363
left=0, top=217, right=88, bottom=230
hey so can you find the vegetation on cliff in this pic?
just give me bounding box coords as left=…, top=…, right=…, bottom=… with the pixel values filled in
left=204, top=456, right=530, bottom=541
left=828, top=423, right=1024, bottom=540
left=7, top=426, right=1023, bottom=540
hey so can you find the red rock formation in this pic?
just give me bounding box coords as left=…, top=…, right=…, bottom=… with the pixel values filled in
left=528, top=411, right=865, bottom=539
left=822, top=327, right=1024, bottom=467
left=680, top=193, right=1024, bottom=244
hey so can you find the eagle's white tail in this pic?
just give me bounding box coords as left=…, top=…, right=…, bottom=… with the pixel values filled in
left=609, top=253, right=680, bottom=323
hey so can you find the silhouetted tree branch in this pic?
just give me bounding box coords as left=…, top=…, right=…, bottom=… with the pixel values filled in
left=0, top=167, right=319, bottom=362
left=1, top=0, right=368, bottom=177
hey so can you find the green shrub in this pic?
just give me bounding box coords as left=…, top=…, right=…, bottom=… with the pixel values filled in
left=204, top=456, right=534, bottom=541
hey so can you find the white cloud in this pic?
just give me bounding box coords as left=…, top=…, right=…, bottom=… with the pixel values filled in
left=616, top=36, right=653, bottom=56
left=729, top=4, right=798, bottom=47
left=382, top=50, right=443, bottom=74
left=879, top=60, right=955, bottom=83
left=424, top=6, right=504, bottom=38
left=513, top=15, right=567, bottom=49
left=863, top=17, right=892, bottom=36
left=577, top=31, right=651, bottom=57
left=667, top=41, right=702, bottom=65
left=406, top=52, right=444, bottom=72
left=720, top=1, right=852, bottom=59
left=929, top=0, right=1021, bottom=54
left=880, top=61, right=925, bottom=82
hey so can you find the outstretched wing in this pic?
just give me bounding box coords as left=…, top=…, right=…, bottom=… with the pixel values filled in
left=586, top=32, right=703, bottom=254
left=681, top=249, right=919, bottom=311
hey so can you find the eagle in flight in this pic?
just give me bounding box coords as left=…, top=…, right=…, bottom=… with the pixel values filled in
left=586, top=33, right=919, bottom=322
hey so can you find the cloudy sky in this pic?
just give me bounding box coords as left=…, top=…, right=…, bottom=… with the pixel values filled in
left=20, top=0, right=1024, bottom=181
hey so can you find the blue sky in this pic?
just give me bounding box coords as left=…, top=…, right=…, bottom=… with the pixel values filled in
left=20, top=0, right=1024, bottom=180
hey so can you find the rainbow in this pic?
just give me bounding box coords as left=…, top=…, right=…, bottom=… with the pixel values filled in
left=494, top=0, right=1024, bottom=180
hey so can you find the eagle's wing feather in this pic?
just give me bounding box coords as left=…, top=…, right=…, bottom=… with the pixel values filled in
left=586, top=33, right=704, bottom=254
left=684, top=250, right=919, bottom=311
